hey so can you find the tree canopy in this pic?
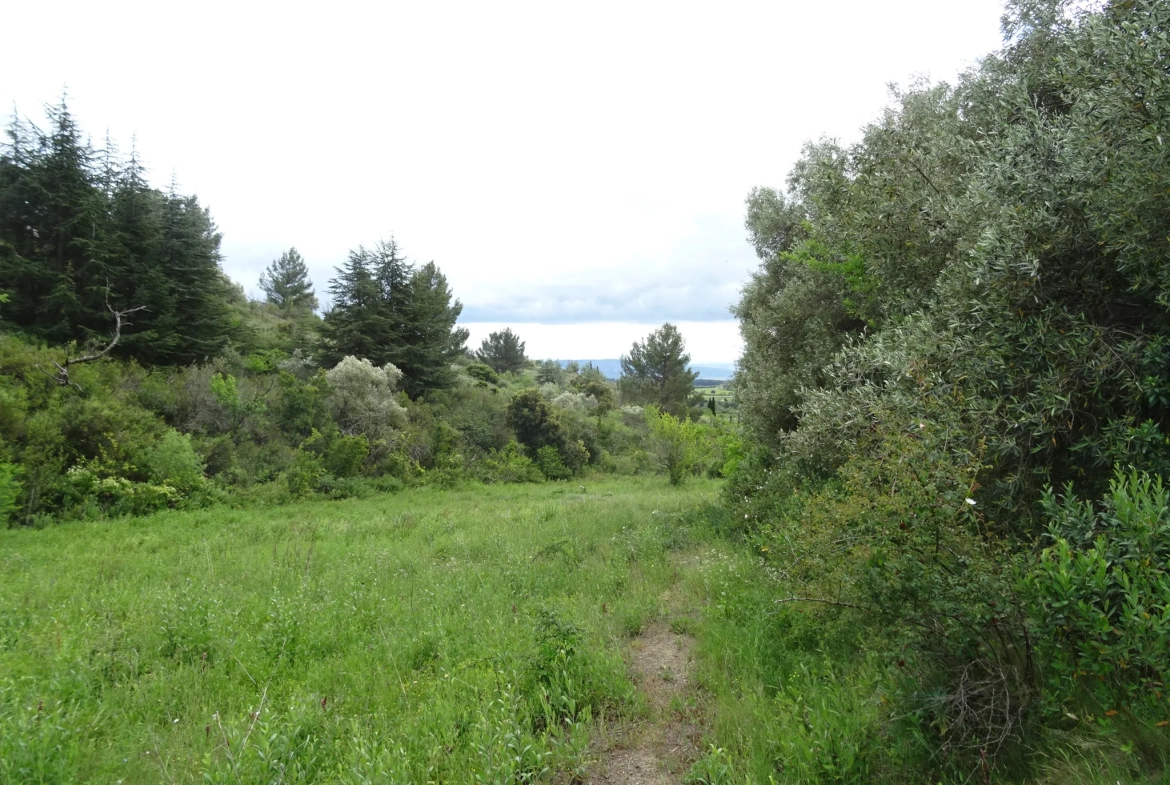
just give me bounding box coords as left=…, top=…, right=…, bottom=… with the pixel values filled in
left=727, top=0, right=1170, bottom=765
left=0, top=100, right=234, bottom=365
left=535, top=359, right=563, bottom=385
left=734, top=0, right=1170, bottom=522
left=323, top=239, right=468, bottom=397
left=476, top=328, right=528, bottom=374
left=619, top=323, right=697, bottom=416
left=259, top=248, right=317, bottom=313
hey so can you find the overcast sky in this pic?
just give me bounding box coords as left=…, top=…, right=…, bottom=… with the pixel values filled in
left=1, top=0, right=1005, bottom=362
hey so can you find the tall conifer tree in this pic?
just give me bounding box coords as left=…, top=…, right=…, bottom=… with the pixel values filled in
left=259, top=248, right=317, bottom=312
left=476, top=328, right=527, bottom=374
left=619, top=323, right=698, bottom=416
left=324, top=240, right=467, bottom=396
left=0, top=101, right=233, bottom=364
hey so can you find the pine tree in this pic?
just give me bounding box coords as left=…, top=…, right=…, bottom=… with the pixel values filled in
left=100, top=147, right=168, bottom=357
left=535, top=359, right=563, bottom=385
left=476, top=328, right=527, bottom=374
left=150, top=186, right=233, bottom=363
left=324, top=241, right=467, bottom=396
left=259, top=248, right=318, bottom=312
left=397, top=262, right=468, bottom=396
left=0, top=101, right=234, bottom=364
left=323, top=240, right=409, bottom=366
left=0, top=98, right=105, bottom=344
left=619, top=323, right=698, bottom=416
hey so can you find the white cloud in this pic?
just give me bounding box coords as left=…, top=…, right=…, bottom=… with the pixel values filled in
left=464, top=321, right=742, bottom=364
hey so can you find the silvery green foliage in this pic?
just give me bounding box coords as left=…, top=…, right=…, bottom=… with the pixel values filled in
left=551, top=392, right=597, bottom=412
left=736, top=0, right=1170, bottom=528
left=277, top=349, right=318, bottom=380
left=733, top=258, right=852, bottom=449
left=326, top=356, right=406, bottom=441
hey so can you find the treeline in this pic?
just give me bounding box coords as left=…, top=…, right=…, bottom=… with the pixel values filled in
left=0, top=105, right=731, bottom=524
left=0, top=104, right=232, bottom=364
left=727, top=0, right=1170, bottom=779
left=0, top=326, right=732, bottom=525
left=0, top=102, right=470, bottom=388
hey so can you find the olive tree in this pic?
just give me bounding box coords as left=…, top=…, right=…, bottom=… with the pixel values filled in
left=325, top=356, right=406, bottom=441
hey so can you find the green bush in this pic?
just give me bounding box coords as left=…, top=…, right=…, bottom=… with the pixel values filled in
left=466, top=363, right=500, bottom=385
left=1026, top=469, right=1170, bottom=720
left=645, top=407, right=706, bottom=485
left=274, top=370, right=330, bottom=438
left=286, top=451, right=326, bottom=499
left=0, top=329, right=679, bottom=517
left=535, top=446, right=572, bottom=481
left=480, top=441, right=543, bottom=484
left=323, top=434, right=370, bottom=478
left=139, top=429, right=205, bottom=491
left=425, top=450, right=466, bottom=488
left=63, top=468, right=178, bottom=518
left=508, top=388, right=590, bottom=477
left=508, top=389, right=562, bottom=454
left=740, top=425, right=1032, bottom=761
left=316, top=474, right=373, bottom=500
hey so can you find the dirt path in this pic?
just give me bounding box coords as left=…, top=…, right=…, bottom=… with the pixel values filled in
left=586, top=622, right=702, bottom=784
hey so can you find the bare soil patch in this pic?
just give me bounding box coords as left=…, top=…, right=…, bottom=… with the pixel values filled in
left=587, top=624, right=700, bottom=784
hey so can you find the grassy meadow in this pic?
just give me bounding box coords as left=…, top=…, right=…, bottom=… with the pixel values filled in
left=0, top=477, right=742, bottom=784
left=2, top=474, right=1156, bottom=785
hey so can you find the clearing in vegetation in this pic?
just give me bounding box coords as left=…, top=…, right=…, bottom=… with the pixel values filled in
left=5, top=474, right=1160, bottom=784
left=0, top=477, right=740, bottom=784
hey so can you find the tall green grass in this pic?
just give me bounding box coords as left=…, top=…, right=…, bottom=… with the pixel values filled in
left=0, top=478, right=723, bottom=783
left=6, top=475, right=1150, bottom=784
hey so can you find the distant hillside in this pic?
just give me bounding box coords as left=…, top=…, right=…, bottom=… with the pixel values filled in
left=555, top=360, right=735, bottom=380
left=690, top=363, right=735, bottom=380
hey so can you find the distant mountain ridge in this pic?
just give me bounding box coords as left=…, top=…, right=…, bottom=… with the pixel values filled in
left=554, top=359, right=735, bottom=380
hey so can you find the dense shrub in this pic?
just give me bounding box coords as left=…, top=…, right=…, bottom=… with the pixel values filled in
left=508, top=389, right=561, bottom=454
left=535, top=445, right=573, bottom=481
left=1026, top=470, right=1170, bottom=721
left=645, top=407, right=706, bottom=485
left=478, top=441, right=544, bottom=484
left=507, top=389, right=590, bottom=478
left=139, top=430, right=204, bottom=491
left=0, top=324, right=706, bottom=524
left=466, top=363, right=500, bottom=385
left=728, top=0, right=1170, bottom=775
left=325, top=356, right=406, bottom=441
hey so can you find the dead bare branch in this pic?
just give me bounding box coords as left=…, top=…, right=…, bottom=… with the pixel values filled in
left=37, top=294, right=146, bottom=389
